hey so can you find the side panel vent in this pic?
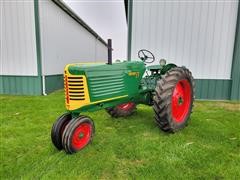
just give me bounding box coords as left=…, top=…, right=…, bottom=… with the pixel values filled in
left=88, top=73, right=126, bottom=100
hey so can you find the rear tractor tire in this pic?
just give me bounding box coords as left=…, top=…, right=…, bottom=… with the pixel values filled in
left=153, top=67, right=194, bottom=132
left=51, top=113, right=72, bottom=150
left=106, top=102, right=136, bottom=118
left=62, top=116, right=95, bottom=154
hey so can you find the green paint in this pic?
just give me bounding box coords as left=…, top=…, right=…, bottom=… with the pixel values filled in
left=45, top=74, right=64, bottom=94
left=34, top=0, right=43, bottom=94
left=72, top=96, right=131, bottom=114
left=146, top=64, right=176, bottom=72
left=231, top=3, right=240, bottom=100
left=0, top=76, right=42, bottom=95
left=68, top=61, right=146, bottom=102
left=195, top=79, right=231, bottom=100
left=66, top=61, right=180, bottom=114
left=66, top=61, right=234, bottom=114
left=127, top=0, right=133, bottom=60
left=0, top=74, right=233, bottom=101
left=160, top=63, right=177, bottom=74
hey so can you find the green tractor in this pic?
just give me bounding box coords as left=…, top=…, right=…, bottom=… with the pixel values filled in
left=51, top=49, right=195, bottom=154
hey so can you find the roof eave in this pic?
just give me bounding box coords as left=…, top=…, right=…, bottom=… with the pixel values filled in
left=51, top=0, right=108, bottom=47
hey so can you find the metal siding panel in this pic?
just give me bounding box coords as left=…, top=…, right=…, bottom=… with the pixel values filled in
left=200, top=80, right=208, bottom=99
left=45, top=74, right=63, bottom=94
left=0, top=76, right=41, bottom=95
left=207, top=80, right=216, bottom=99
left=96, top=40, right=108, bottom=62
left=39, top=0, right=108, bottom=76
left=195, top=79, right=201, bottom=98
left=131, top=1, right=238, bottom=80
left=215, top=80, right=223, bottom=99
left=16, top=78, right=22, bottom=94
left=194, top=79, right=231, bottom=100
left=22, top=78, right=28, bottom=95
left=0, top=77, right=3, bottom=94
left=0, top=0, right=38, bottom=76
left=223, top=80, right=231, bottom=99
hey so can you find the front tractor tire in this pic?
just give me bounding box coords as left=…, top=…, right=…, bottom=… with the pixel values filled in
left=51, top=113, right=72, bottom=150
left=106, top=102, right=136, bottom=118
left=62, top=116, right=95, bottom=154
left=153, top=67, right=194, bottom=132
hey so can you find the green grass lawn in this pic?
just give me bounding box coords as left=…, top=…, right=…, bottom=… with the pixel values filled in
left=0, top=90, right=240, bottom=179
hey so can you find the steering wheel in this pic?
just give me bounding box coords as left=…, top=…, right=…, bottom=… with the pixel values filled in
left=138, top=49, right=155, bottom=63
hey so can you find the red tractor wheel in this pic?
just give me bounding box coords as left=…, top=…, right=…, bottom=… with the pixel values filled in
left=62, top=116, right=94, bottom=154
left=106, top=102, right=136, bottom=118
left=153, top=67, right=194, bottom=132
left=51, top=113, right=72, bottom=150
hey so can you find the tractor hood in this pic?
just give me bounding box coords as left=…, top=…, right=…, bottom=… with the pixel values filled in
left=64, top=61, right=146, bottom=111
left=65, top=61, right=145, bottom=76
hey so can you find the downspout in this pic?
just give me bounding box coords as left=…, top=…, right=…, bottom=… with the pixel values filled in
left=42, top=75, right=47, bottom=96
left=38, top=2, right=47, bottom=96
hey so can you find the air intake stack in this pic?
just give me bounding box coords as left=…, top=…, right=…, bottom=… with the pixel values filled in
left=108, top=39, right=112, bottom=65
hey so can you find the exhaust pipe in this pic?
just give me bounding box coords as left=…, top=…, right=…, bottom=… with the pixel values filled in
left=107, top=39, right=112, bottom=65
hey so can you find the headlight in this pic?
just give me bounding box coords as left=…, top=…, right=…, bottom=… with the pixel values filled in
left=160, top=59, right=166, bottom=66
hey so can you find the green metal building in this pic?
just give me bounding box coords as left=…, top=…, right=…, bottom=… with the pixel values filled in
left=0, top=0, right=107, bottom=95
left=126, top=0, right=240, bottom=100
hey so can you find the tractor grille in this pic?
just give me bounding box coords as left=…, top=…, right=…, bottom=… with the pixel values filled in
left=88, top=73, right=125, bottom=99
left=67, top=76, right=85, bottom=100
left=64, top=74, right=90, bottom=110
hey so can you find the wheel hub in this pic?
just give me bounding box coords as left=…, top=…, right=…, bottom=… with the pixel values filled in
left=72, top=123, right=91, bottom=150
left=78, top=132, right=84, bottom=139
left=178, top=96, right=183, bottom=105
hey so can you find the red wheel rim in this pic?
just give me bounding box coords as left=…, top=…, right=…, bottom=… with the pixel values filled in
left=117, top=102, right=135, bottom=111
left=71, top=123, right=92, bottom=150
left=171, top=79, right=191, bottom=123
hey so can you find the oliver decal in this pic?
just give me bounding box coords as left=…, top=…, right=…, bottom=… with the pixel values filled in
left=128, top=71, right=140, bottom=77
